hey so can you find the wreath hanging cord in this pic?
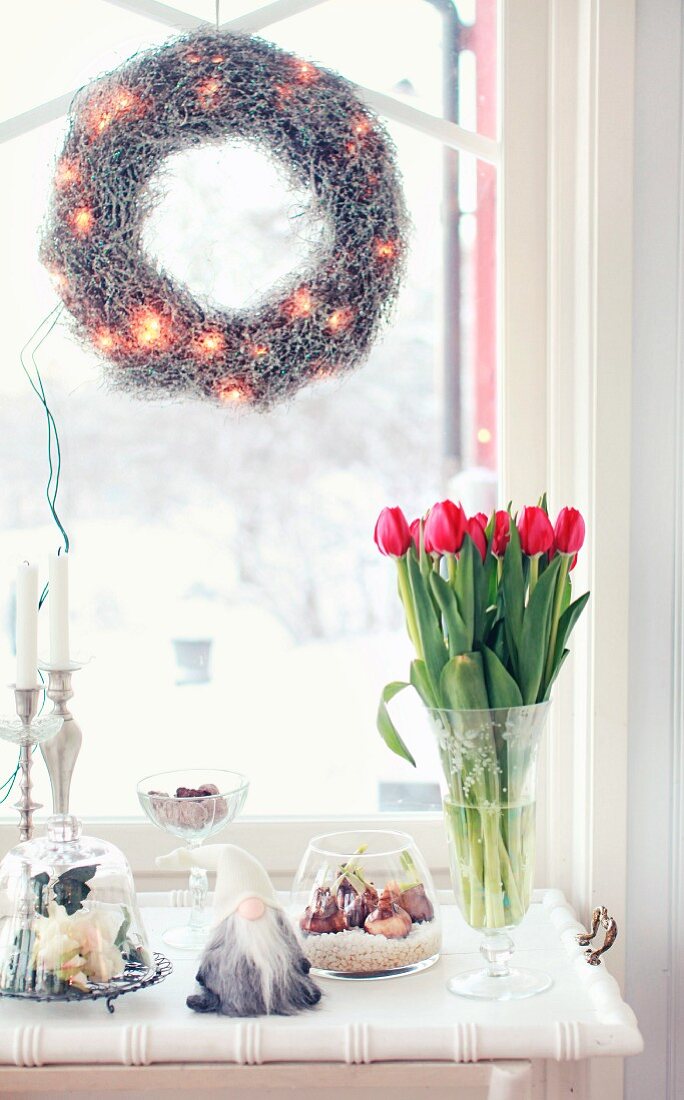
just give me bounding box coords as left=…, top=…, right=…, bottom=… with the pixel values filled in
left=41, top=29, right=408, bottom=409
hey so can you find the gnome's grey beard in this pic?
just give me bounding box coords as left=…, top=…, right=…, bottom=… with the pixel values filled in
left=187, top=908, right=321, bottom=1016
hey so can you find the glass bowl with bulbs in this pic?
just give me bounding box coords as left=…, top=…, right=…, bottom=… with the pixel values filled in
left=291, top=830, right=441, bottom=980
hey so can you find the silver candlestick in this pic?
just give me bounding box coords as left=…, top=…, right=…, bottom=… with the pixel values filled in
left=39, top=662, right=83, bottom=818
left=0, top=686, right=62, bottom=842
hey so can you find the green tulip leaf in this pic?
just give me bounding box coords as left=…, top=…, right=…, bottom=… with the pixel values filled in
left=502, top=520, right=524, bottom=675
left=484, top=551, right=499, bottom=612
left=430, top=573, right=470, bottom=656
left=471, top=538, right=487, bottom=646
left=482, top=603, right=499, bottom=644
left=543, top=648, right=569, bottom=702
left=488, top=617, right=509, bottom=666
left=376, top=681, right=416, bottom=766
left=410, top=658, right=439, bottom=708
left=407, top=553, right=448, bottom=694
left=440, top=651, right=490, bottom=711
left=554, top=591, right=590, bottom=667
left=518, top=554, right=561, bottom=703
left=453, top=536, right=476, bottom=649
left=482, top=645, right=523, bottom=708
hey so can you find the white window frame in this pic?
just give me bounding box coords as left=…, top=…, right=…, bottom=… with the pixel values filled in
left=0, top=0, right=635, bottom=1018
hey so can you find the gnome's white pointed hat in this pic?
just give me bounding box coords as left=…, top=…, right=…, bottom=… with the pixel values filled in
left=156, top=843, right=281, bottom=923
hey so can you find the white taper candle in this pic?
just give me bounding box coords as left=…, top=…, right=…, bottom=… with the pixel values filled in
left=49, top=552, right=70, bottom=667
left=16, top=562, right=39, bottom=689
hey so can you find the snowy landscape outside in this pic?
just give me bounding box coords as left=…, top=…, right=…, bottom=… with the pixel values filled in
left=0, top=0, right=496, bottom=817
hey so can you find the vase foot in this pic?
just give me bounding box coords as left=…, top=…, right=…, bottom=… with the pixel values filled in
left=162, top=923, right=209, bottom=952
left=447, top=966, right=552, bottom=1001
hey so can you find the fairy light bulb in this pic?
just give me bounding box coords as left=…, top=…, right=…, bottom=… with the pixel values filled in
left=296, top=61, right=318, bottom=84
left=198, top=331, right=224, bottom=355
left=55, top=160, right=79, bottom=189
left=215, top=378, right=247, bottom=404
left=71, top=207, right=94, bottom=236
left=375, top=239, right=397, bottom=260
left=198, top=78, right=221, bottom=105
left=211, top=54, right=224, bottom=64
left=90, top=88, right=140, bottom=135
left=133, top=308, right=165, bottom=346
left=352, top=117, right=371, bottom=137
left=285, top=287, right=314, bottom=319
left=249, top=343, right=269, bottom=358
left=327, top=307, right=352, bottom=333
left=186, top=52, right=201, bottom=64
left=95, top=327, right=116, bottom=351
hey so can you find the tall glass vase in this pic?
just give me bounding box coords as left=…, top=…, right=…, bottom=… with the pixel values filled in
left=428, top=702, right=551, bottom=1001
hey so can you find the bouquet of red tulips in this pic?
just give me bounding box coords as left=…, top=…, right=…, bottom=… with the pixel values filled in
left=374, top=497, right=589, bottom=931
left=374, top=497, right=588, bottom=767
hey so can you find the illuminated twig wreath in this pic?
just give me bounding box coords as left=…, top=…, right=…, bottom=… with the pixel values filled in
left=40, top=30, right=407, bottom=409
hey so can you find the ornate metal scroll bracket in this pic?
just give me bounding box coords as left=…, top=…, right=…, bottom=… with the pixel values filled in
left=576, top=906, right=618, bottom=966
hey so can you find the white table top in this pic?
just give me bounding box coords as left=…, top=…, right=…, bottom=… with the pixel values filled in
left=0, top=889, right=642, bottom=1068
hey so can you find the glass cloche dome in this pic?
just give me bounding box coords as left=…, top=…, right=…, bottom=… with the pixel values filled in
left=0, top=814, right=150, bottom=999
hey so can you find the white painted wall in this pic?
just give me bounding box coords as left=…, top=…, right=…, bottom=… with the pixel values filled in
left=626, top=1, right=684, bottom=1097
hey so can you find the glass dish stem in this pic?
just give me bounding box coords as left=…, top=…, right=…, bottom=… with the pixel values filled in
left=163, top=840, right=212, bottom=952
left=188, top=841, right=209, bottom=935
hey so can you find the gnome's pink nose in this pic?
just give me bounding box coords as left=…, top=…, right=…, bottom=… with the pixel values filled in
left=237, top=897, right=266, bottom=921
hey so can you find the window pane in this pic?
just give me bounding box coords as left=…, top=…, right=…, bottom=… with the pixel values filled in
left=0, top=7, right=498, bottom=819
left=0, top=1, right=189, bottom=123
left=263, top=0, right=498, bottom=140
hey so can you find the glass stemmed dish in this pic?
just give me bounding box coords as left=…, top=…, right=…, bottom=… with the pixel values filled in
left=137, top=768, right=249, bottom=951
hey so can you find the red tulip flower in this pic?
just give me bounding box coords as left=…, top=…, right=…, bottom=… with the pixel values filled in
left=491, top=510, right=511, bottom=557
left=554, top=507, right=586, bottom=556
left=374, top=507, right=411, bottom=557
left=467, top=516, right=487, bottom=561
left=517, top=506, right=554, bottom=557
left=473, top=512, right=488, bottom=531
left=423, top=500, right=467, bottom=555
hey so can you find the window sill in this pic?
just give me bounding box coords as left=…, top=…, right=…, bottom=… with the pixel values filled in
left=0, top=814, right=450, bottom=891
left=0, top=890, right=641, bottom=1082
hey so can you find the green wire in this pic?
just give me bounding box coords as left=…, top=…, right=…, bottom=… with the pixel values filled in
left=2, top=307, right=71, bottom=800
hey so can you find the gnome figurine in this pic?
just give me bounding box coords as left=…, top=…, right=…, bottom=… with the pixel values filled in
left=156, top=844, right=321, bottom=1017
